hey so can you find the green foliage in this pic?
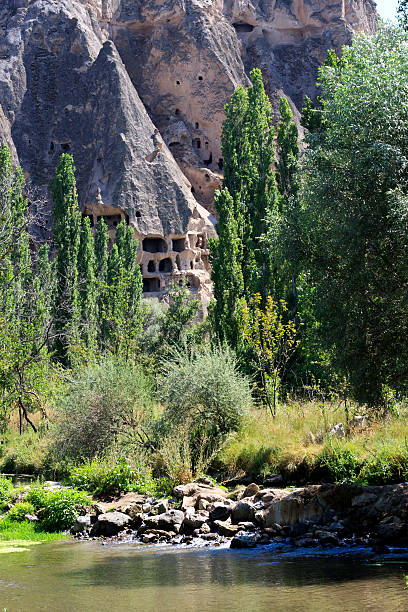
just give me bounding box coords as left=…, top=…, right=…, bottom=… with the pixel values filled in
left=297, top=26, right=408, bottom=406
left=241, top=294, right=299, bottom=415
left=101, top=221, right=143, bottom=356
left=7, top=502, right=35, bottom=522
left=315, top=444, right=361, bottom=484
left=210, top=69, right=280, bottom=345
left=0, top=518, right=67, bottom=542
left=78, top=216, right=97, bottom=350
left=158, top=280, right=201, bottom=349
left=26, top=485, right=90, bottom=531
left=0, top=145, right=54, bottom=432
left=0, top=477, right=14, bottom=510
left=52, top=355, right=154, bottom=460
left=50, top=154, right=81, bottom=361
left=160, top=344, right=252, bottom=467
left=68, top=456, right=157, bottom=496
left=209, top=189, right=244, bottom=345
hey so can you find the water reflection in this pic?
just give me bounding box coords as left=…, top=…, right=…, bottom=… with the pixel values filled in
left=0, top=541, right=407, bottom=611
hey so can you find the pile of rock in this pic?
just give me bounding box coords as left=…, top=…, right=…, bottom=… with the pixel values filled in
left=72, top=479, right=408, bottom=552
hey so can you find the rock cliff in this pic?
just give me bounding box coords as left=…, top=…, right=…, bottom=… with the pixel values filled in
left=0, top=0, right=377, bottom=302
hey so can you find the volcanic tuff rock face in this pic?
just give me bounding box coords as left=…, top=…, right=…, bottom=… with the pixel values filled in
left=0, top=0, right=376, bottom=302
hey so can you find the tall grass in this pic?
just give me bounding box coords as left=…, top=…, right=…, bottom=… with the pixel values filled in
left=217, top=400, right=408, bottom=484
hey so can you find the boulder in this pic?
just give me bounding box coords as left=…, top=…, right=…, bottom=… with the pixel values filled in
left=150, top=500, right=169, bottom=515
left=182, top=509, right=209, bottom=531
left=231, top=501, right=255, bottom=524
left=71, top=515, right=92, bottom=534
left=209, top=503, right=232, bottom=522
left=230, top=534, right=259, bottom=549
left=173, top=481, right=228, bottom=503
left=263, top=474, right=284, bottom=487
left=214, top=520, right=242, bottom=537
left=24, top=513, right=39, bottom=523
left=258, top=488, right=324, bottom=527
left=241, top=483, right=260, bottom=498
left=144, top=510, right=185, bottom=533
left=315, top=530, right=339, bottom=546
left=91, top=512, right=131, bottom=537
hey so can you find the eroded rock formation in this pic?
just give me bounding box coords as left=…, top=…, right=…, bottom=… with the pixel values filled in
left=0, top=0, right=377, bottom=303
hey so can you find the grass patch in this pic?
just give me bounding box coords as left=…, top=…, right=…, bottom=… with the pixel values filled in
left=217, top=400, right=408, bottom=484
left=0, top=519, right=68, bottom=543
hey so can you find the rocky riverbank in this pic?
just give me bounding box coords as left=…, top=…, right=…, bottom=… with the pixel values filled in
left=70, top=478, right=408, bottom=553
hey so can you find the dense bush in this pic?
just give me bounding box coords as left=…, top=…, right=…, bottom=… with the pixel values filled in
left=159, top=345, right=252, bottom=469
left=52, top=355, right=154, bottom=460
left=0, top=476, right=15, bottom=510
left=68, top=456, right=158, bottom=496
left=7, top=501, right=35, bottom=522
left=26, top=484, right=90, bottom=531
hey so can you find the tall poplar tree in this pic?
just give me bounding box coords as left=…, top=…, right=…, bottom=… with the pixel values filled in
left=78, top=217, right=97, bottom=350
left=50, top=154, right=81, bottom=361
left=210, top=69, right=279, bottom=343
left=209, top=189, right=244, bottom=345
left=221, top=68, right=279, bottom=298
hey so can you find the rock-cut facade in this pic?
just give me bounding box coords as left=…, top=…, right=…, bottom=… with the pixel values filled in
left=0, top=0, right=377, bottom=305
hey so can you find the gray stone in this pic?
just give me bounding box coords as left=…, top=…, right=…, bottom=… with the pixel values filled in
left=231, top=501, right=255, bottom=524
left=230, top=534, right=259, bottom=549
left=91, top=512, right=131, bottom=537
left=209, top=503, right=232, bottom=522
left=214, top=520, right=242, bottom=537
left=241, top=483, right=260, bottom=498
left=329, top=423, right=345, bottom=439
left=71, top=515, right=91, bottom=534
left=24, top=513, right=39, bottom=523
left=182, top=509, right=209, bottom=531
left=144, top=509, right=185, bottom=533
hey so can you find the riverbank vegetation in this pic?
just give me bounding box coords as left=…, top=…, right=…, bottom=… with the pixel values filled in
left=2, top=19, right=408, bottom=498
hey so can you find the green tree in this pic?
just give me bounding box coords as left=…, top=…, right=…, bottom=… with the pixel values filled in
left=297, top=26, right=408, bottom=406
left=50, top=154, right=81, bottom=361
left=209, top=189, right=244, bottom=345
left=94, top=217, right=109, bottom=283
left=78, top=217, right=97, bottom=350
left=210, top=69, right=280, bottom=344
left=221, top=68, right=279, bottom=298
left=102, top=222, right=143, bottom=357
left=0, top=145, right=53, bottom=432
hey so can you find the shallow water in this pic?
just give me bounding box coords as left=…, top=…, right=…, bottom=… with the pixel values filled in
left=0, top=541, right=408, bottom=612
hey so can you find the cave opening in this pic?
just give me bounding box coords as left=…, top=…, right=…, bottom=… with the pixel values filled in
left=143, top=237, right=167, bottom=253
left=159, top=258, right=173, bottom=273
left=233, top=23, right=254, bottom=33
left=204, top=153, right=213, bottom=167
left=172, top=238, right=186, bottom=252
left=143, top=277, right=161, bottom=292
left=147, top=260, right=156, bottom=273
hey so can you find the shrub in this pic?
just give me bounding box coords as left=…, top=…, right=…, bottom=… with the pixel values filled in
left=7, top=502, right=35, bottom=522
left=314, top=443, right=363, bottom=483
left=26, top=484, right=90, bottom=531
left=160, top=344, right=252, bottom=464
left=0, top=476, right=14, bottom=510
left=68, top=456, right=157, bottom=496
left=52, top=355, right=154, bottom=460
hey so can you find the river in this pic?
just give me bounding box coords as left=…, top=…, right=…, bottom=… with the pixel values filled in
left=0, top=541, right=407, bottom=611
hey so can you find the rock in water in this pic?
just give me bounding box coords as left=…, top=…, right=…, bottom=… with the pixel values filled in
left=91, top=512, right=131, bottom=537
